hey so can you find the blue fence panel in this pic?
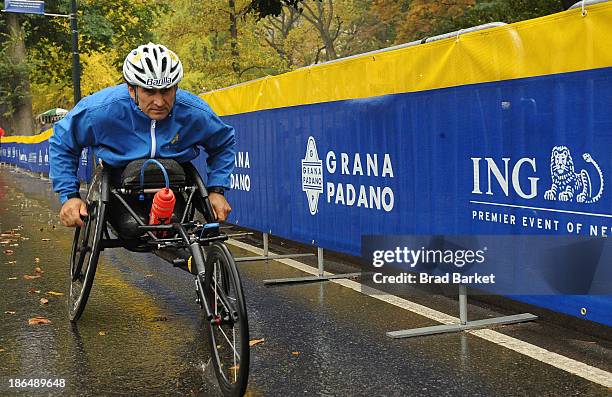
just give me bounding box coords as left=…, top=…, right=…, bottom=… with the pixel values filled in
left=1, top=139, right=92, bottom=189
left=218, top=67, right=612, bottom=325
left=223, top=68, right=612, bottom=248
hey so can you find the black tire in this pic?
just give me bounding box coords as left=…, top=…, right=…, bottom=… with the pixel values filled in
left=68, top=172, right=106, bottom=322
left=203, top=243, right=250, bottom=397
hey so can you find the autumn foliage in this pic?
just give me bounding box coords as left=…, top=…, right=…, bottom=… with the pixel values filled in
left=0, top=0, right=570, bottom=128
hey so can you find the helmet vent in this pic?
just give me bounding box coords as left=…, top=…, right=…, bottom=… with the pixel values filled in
left=133, top=74, right=147, bottom=85
left=145, top=57, right=157, bottom=79
left=131, top=63, right=146, bottom=74
left=161, top=57, right=167, bottom=73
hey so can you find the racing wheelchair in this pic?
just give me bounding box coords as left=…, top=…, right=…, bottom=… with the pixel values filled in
left=68, top=159, right=249, bottom=397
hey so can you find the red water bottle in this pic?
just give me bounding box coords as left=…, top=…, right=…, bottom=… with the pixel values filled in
left=149, top=187, right=176, bottom=225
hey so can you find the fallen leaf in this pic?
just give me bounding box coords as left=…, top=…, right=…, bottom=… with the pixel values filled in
left=4, top=311, right=16, bottom=315
left=9, top=243, right=18, bottom=247
left=28, top=317, right=51, bottom=325
left=28, top=288, right=41, bottom=294
left=34, top=267, right=44, bottom=274
left=46, top=291, right=64, bottom=296
left=34, top=257, right=40, bottom=263
left=41, top=238, right=50, bottom=242
left=40, top=298, right=49, bottom=305
left=249, top=338, right=265, bottom=347
left=0, top=348, right=4, bottom=352
left=291, top=351, right=300, bottom=356
left=4, top=249, right=14, bottom=255
left=7, top=277, right=17, bottom=280
left=98, top=331, right=106, bottom=336
left=23, top=275, right=41, bottom=280
left=0, top=240, right=10, bottom=245
left=20, top=237, right=29, bottom=241
left=7, top=261, right=17, bottom=265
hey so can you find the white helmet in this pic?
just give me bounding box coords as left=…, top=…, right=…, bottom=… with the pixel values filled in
left=122, top=43, right=183, bottom=89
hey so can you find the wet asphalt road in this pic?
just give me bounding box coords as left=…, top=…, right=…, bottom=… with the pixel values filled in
left=0, top=166, right=610, bottom=397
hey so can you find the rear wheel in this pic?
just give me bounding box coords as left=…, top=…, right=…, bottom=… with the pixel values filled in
left=203, top=243, right=250, bottom=396
left=68, top=173, right=106, bottom=322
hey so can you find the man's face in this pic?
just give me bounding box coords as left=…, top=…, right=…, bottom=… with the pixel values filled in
left=128, top=85, right=177, bottom=121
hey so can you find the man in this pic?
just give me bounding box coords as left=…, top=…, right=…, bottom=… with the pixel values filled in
left=50, top=43, right=235, bottom=227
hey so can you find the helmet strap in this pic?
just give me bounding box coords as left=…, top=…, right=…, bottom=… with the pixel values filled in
left=132, top=85, right=140, bottom=106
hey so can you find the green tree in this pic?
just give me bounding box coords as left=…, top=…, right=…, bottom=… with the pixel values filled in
left=0, top=12, right=34, bottom=135
left=0, top=0, right=166, bottom=135
left=260, top=6, right=302, bottom=68
left=393, top=0, right=476, bottom=43
left=367, top=0, right=411, bottom=46
left=261, top=0, right=381, bottom=66
left=31, top=49, right=122, bottom=115
left=417, top=0, right=571, bottom=40
left=157, top=0, right=286, bottom=93
left=246, top=0, right=306, bottom=18
left=0, top=42, right=30, bottom=134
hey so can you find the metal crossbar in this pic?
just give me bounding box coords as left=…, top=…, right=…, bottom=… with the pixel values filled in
left=386, top=285, right=537, bottom=338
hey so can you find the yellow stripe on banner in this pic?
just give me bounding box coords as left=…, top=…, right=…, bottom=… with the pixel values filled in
left=201, top=3, right=612, bottom=116
left=1, top=129, right=53, bottom=144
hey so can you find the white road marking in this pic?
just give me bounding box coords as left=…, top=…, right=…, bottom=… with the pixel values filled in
left=228, top=238, right=612, bottom=389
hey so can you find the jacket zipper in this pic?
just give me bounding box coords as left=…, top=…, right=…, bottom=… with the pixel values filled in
left=150, top=120, right=157, bottom=158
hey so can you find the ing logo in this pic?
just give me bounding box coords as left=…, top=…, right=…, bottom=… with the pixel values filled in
left=471, top=146, right=604, bottom=204
left=543, top=146, right=603, bottom=204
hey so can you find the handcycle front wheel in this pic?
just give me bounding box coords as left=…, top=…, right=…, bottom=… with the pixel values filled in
left=68, top=173, right=106, bottom=322
left=203, top=242, right=250, bottom=397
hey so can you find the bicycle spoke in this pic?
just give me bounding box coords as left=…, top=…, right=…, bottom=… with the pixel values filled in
left=212, top=277, right=232, bottom=314
left=233, top=326, right=237, bottom=383
left=216, top=324, right=241, bottom=361
left=214, top=263, right=219, bottom=316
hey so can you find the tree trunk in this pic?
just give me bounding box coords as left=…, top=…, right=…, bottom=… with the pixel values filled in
left=319, top=29, right=337, bottom=60
left=6, top=13, right=35, bottom=136
left=300, top=0, right=338, bottom=61
left=229, top=0, right=240, bottom=75
left=318, top=0, right=337, bottom=60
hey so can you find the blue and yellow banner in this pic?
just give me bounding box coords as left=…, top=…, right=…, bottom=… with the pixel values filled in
left=195, top=3, right=612, bottom=325
left=0, top=129, right=91, bottom=180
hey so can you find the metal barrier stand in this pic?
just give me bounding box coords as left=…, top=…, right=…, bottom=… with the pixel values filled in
left=234, top=232, right=316, bottom=264
left=386, top=285, right=537, bottom=338
left=231, top=231, right=359, bottom=285
left=262, top=244, right=361, bottom=286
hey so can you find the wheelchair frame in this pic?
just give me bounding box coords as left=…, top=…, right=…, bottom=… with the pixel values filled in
left=68, top=161, right=250, bottom=397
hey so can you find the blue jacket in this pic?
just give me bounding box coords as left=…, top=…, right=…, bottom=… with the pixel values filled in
left=50, top=84, right=235, bottom=204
